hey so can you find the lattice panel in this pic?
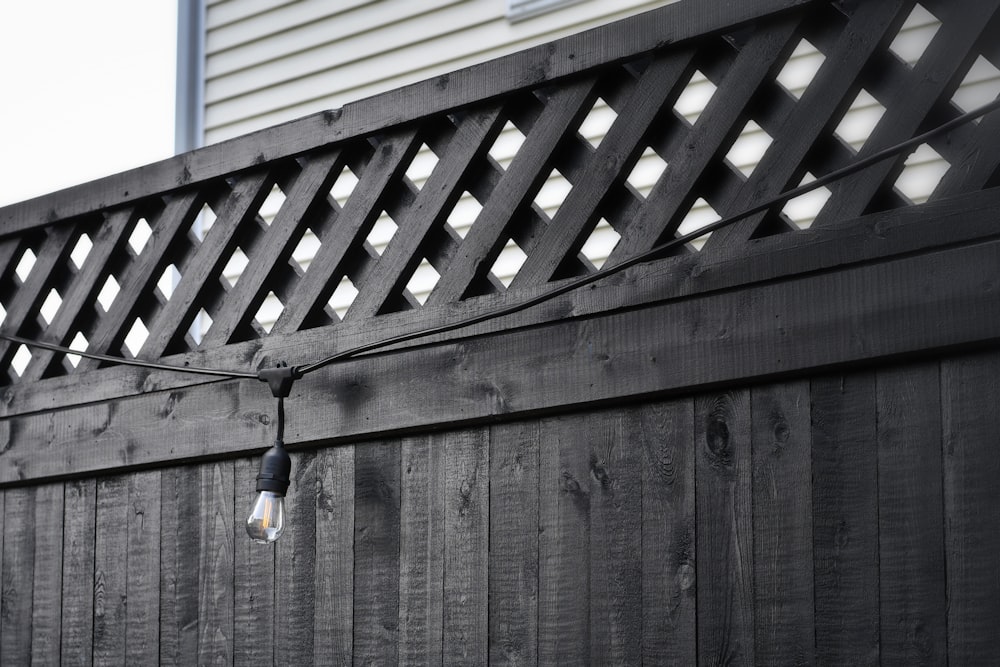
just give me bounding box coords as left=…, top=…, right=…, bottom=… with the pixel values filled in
left=0, top=0, right=998, bottom=385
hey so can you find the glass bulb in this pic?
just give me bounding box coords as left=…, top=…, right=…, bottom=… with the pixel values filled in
left=246, top=490, right=285, bottom=543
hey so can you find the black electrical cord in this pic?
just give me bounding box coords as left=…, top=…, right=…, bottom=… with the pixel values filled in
left=3, top=95, right=999, bottom=381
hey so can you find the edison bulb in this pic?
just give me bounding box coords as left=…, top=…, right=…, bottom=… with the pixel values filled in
left=246, top=490, right=285, bottom=543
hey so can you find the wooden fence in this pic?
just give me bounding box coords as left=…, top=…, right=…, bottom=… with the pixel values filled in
left=1, top=0, right=999, bottom=663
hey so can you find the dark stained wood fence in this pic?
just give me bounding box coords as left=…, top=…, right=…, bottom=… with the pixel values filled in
left=1, top=0, right=999, bottom=664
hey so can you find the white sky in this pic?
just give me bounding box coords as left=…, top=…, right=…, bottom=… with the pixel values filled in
left=0, top=0, right=177, bottom=207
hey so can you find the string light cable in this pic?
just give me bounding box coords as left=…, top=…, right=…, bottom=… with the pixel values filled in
left=1, top=94, right=998, bottom=381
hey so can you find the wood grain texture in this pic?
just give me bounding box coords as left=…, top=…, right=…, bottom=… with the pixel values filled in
left=126, top=470, right=161, bottom=664
left=637, top=399, right=695, bottom=665
left=398, top=435, right=445, bottom=665
left=313, top=445, right=354, bottom=666
left=1, top=487, right=35, bottom=665
left=62, top=479, right=96, bottom=667
left=30, top=483, right=65, bottom=665
left=443, top=429, right=489, bottom=664
left=696, top=390, right=754, bottom=666
left=198, top=461, right=236, bottom=665
left=160, top=466, right=202, bottom=666
left=752, top=381, right=814, bottom=665
left=93, top=476, right=129, bottom=665
left=233, top=456, right=276, bottom=667
left=537, top=414, right=591, bottom=665
left=877, top=364, right=947, bottom=666
left=811, top=372, right=879, bottom=665
left=275, top=450, right=317, bottom=665
left=940, top=350, right=1000, bottom=663
left=353, top=439, right=401, bottom=664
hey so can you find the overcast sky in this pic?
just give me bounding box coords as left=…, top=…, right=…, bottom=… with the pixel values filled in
left=0, top=0, right=177, bottom=207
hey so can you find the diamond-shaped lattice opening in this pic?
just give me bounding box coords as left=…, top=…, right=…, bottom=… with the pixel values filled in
left=781, top=172, right=832, bottom=230
left=534, top=167, right=573, bottom=220
left=674, top=69, right=718, bottom=125
left=490, top=239, right=529, bottom=288
left=626, top=146, right=669, bottom=197
left=404, top=143, right=439, bottom=191
left=888, top=4, right=941, bottom=68
left=70, top=233, right=93, bottom=270
left=15, top=249, right=36, bottom=283
left=11, top=345, right=32, bottom=377
left=725, top=119, right=773, bottom=178
left=97, top=275, right=120, bottom=312
left=580, top=218, right=621, bottom=270
left=259, top=184, right=287, bottom=225
left=123, top=318, right=149, bottom=357
left=66, top=331, right=88, bottom=368
left=952, top=55, right=1000, bottom=120
left=833, top=88, right=887, bottom=152
left=404, top=258, right=441, bottom=306
left=195, top=202, right=217, bottom=237
left=128, top=217, right=153, bottom=255
left=0, top=302, right=6, bottom=325
left=328, top=275, right=359, bottom=320
left=192, top=308, right=213, bottom=344
left=447, top=191, right=483, bottom=239
left=157, top=264, right=180, bottom=301
left=488, top=120, right=527, bottom=170
left=893, top=143, right=949, bottom=204
left=330, top=164, right=360, bottom=208
left=39, top=289, right=62, bottom=325
left=676, top=197, right=721, bottom=251
left=366, top=212, right=399, bottom=256
left=222, top=247, right=250, bottom=288
left=290, top=230, right=320, bottom=273
left=578, top=97, right=618, bottom=149
left=775, top=39, right=826, bottom=100
left=254, top=291, right=283, bottom=334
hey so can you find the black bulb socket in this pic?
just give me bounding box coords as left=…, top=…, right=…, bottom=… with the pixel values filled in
left=255, top=441, right=291, bottom=495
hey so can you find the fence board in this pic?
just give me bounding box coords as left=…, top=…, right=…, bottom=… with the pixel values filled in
left=93, top=476, right=129, bottom=665
left=313, top=445, right=354, bottom=666
left=398, top=435, right=445, bottom=664
left=443, top=429, right=489, bottom=664
left=233, top=457, right=276, bottom=666
left=696, top=390, right=753, bottom=666
left=30, top=483, right=64, bottom=665
left=160, top=466, right=202, bottom=665
left=941, top=350, right=1000, bottom=663
left=876, top=364, right=947, bottom=665
left=489, top=421, right=539, bottom=666
left=126, top=471, right=161, bottom=664
left=197, top=461, right=236, bottom=665
left=61, top=479, right=96, bottom=667
left=274, top=451, right=317, bottom=664
left=752, top=381, right=815, bottom=663
left=637, top=399, right=696, bottom=665
left=1, top=487, right=34, bottom=664
left=353, top=439, right=401, bottom=663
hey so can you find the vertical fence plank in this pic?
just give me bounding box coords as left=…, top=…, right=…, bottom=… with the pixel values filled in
left=354, top=440, right=401, bottom=663
left=877, top=363, right=947, bottom=665
left=275, top=451, right=317, bottom=665
left=62, top=479, right=96, bottom=667
left=126, top=470, right=161, bottom=664
left=537, top=414, right=590, bottom=665
left=398, top=436, right=444, bottom=665
left=638, top=399, right=695, bottom=665
left=489, top=421, right=539, bottom=666
left=93, top=476, right=129, bottom=665
left=811, top=372, right=879, bottom=665
left=160, top=466, right=201, bottom=665
left=696, top=390, right=754, bottom=666
left=30, top=483, right=64, bottom=665
left=314, top=445, right=355, bottom=666
left=941, top=351, right=1000, bottom=663
left=1, top=487, right=34, bottom=664
left=234, top=456, right=276, bottom=667
left=198, top=461, right=235, bottom=665
left=444, top=429, right=489, bottom=664
left=752, top=381, right=814, bottom=664
left=589, top=411, right=641, bottom=665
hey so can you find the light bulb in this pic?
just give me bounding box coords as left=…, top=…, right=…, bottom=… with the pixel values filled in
left=246, top=490, right=285, bottom=543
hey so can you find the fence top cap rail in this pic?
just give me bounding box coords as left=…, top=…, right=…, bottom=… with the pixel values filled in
left=0, top=0, right=815, bottom=239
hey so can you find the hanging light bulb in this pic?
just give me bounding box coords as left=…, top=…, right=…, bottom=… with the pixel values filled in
left=248, top=363, right=300, bottom=544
